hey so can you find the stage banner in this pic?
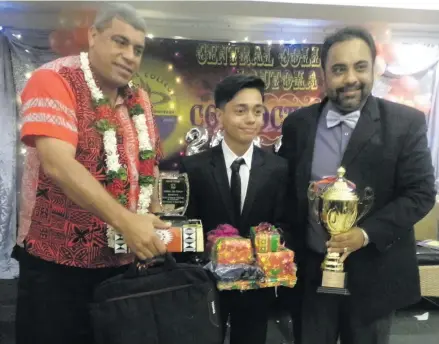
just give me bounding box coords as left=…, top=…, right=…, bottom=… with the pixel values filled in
left=129, top=39, right=325, bottom=169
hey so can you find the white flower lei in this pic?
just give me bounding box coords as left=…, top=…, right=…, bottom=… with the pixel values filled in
left=80, top=52, right=155, bottom=252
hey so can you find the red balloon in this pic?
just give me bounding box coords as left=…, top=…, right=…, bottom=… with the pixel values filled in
left=375, top=42, right=383, bottom=56
left=399, top=76, right=419, bottom=94
left=73, top=27, right=89, bottom=49
left=50, top=30, right=77, bottom=56
left=74, top=9, right=97, bottom=28
left=381, top=44, right=397, bottom=64
left=384, top=94, right=399, bottom=103
left=49, top=30, right=63, bottom=54
left=375, top=56, right=386, bottom=76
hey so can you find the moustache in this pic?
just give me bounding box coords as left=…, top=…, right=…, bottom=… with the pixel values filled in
left=337, top=84, right=363, bottom=93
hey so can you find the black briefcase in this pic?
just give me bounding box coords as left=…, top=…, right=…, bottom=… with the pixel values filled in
left=90, top=254, right=223, bottom=344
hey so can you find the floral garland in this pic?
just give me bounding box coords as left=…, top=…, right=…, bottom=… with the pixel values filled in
left=79, top=52, right=156, bottom=252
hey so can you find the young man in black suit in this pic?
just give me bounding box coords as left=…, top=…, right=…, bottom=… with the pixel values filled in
left=279, top=27, right=436, bottom=344
left=180, top=75, right=288, bottom=344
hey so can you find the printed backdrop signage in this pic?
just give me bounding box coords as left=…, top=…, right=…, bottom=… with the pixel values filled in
left=129, top=39, right=325, bottom=168
left=47, top=29, right=436, bottom=169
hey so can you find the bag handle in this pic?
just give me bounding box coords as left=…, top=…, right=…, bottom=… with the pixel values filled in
left=124, top=253, right=178, bottom=278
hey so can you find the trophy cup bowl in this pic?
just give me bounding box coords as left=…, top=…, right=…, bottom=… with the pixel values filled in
left=308, top=167, right=374, bottom=295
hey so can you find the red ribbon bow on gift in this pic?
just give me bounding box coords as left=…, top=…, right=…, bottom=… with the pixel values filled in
left=206, top=224, right=240, bottom=252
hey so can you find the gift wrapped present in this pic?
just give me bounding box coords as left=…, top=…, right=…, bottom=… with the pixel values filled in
left=155, top=220, right=204, bottom=252
left=211, top=237, right=254, bottom=265
left=217, top=280, right=258, bottom=291
left=205, top=262, right=264, bottom=282
left=256, top=249, right=295, bottom=279
left=258, top=276, right=297, bottom=289
left=250, top=223, right=282, bottom=253
left=206, top=224, right=240, bottom=253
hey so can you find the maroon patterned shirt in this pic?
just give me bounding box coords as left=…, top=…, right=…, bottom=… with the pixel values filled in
left=18, top=55, right=163, bottom=268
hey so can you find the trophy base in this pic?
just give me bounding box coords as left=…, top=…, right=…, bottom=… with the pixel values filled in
left=158, top=214, right=188, bottom=227
left=317, top=286, right=350, bottom=296
left=318, top=270, right=350, bottom=296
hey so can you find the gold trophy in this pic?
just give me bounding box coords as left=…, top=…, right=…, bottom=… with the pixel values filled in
left=156, top=171, right=204, bottom=253
left=308, top=167, right=374, bottom=295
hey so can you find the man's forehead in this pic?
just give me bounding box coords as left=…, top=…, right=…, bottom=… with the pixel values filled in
left=327, top=45, right=371, bottom=65
left=103, top=18, right=145, bottom=40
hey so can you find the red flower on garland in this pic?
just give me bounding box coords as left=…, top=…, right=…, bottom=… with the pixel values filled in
left=125, top=90, right=141, bottom=109
left=139, top=160, right=154, bottom=176
left=96, top=104, right=113, bottom=120
left=107, top=179, right=126, bottom=197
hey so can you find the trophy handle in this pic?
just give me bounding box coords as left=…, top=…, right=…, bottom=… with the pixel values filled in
left=356, top=187, right=374, bottom=223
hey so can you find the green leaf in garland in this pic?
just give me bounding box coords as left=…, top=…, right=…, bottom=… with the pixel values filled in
left=106, top=167, right=127, bottom=182
left=139, top=150, right=155, bottom=160
left=129, top=104, right=144, bottom=117
left=118, top=167, right=128, bottom=181
left=118, top=194, right=128, bottom=206
left=95, top=119, right=116, bottom=134
left=139, top=175, right=155, bottom=186
left=93, top=97, right=110, bottom=108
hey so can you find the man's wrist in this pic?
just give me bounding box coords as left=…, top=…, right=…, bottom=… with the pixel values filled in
left=359, top=228, right=369, bottom=247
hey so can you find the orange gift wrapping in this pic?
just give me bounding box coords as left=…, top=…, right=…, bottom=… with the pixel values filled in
left=217, top=280, right=258, bottom=291
left=256, top=249, right=295, bottom=279
left=155, top=221, right=204, bottom=252
left=259, top=276, right=297, bottom=289
left=212, top=237, right=254, bottom=265
left=250, top=224, right=282, bottom=253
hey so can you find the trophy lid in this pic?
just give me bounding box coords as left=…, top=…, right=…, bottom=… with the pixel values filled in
left=322, top=167, right=359, bottom=202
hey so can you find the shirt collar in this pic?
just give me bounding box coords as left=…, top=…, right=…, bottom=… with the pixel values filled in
left=323, top=101, right=362, bottom=128
left=325, top=99, right=366, bottom=117
left=222, top=139, right=254, bottom=170
left=115, top=94, right=125, bottom=107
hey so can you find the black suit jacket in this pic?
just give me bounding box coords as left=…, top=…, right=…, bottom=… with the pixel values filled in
left=180, top=145, right=289, bottom=239
left=279, top=96, right=436, bottom=321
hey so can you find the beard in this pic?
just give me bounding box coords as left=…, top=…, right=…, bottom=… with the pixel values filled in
left=328, top=83, right=371, bottom=113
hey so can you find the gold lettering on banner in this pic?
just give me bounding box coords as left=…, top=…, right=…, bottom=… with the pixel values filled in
left=195, top=43, right=321, bottom=91
left=241, top=69, right=319, bottom=91
left=310, top=46, right=320, bottom=66
left=218, top=45, right=228, bottom=66
left=196, top=44, right=208, bottom=65
left=196, top=43, right=275, bottom=67
left=239, top=45, right=251, bottom=66
left=279, top=46, right=321, bottom=68
left=229, top=46, right=238, bottom=66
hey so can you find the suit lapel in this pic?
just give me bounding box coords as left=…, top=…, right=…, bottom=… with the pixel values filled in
left=341, top=96, right=380, bottom=168
left=241, top=147, right=265, bottom=225
left=210, top=145, right=235, bottom=223
left=295, top=102, right=322, bottom=197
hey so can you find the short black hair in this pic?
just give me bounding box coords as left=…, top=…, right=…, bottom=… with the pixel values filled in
left=214, top=74, right=265, bottom=109
left=321, top=26, right=376, bottom=71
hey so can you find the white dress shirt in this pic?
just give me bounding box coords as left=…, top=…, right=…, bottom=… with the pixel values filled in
left=222, top=140, right=254, bottom=212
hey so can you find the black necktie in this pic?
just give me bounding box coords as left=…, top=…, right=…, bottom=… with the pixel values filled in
left=230, top=158, right=245, bottom=221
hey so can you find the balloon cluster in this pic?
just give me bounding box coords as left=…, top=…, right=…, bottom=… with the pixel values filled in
left=375, top=40, right=430, bottom=114
left=49, top=9, right=96, bottom=56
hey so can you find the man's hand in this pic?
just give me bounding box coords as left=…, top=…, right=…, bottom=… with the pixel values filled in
left=119, top=213, right=171, bottom=260
left=326, top=227, right=366, bottom=263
